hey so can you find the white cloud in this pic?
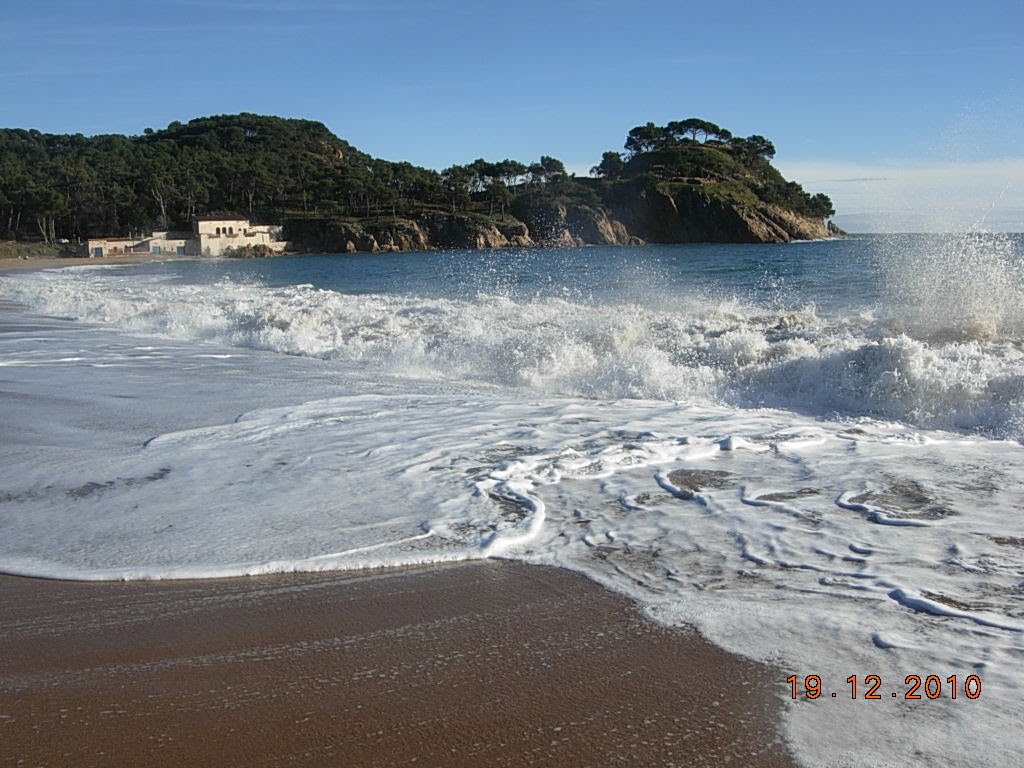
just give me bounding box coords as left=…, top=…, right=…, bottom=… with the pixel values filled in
left=777, top=158, right=1024, bottom=233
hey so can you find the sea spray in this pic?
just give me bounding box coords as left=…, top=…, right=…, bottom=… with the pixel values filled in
left=3, top=244, right=1024, bottom=437
left=878, top=231, right=1024, bottom=341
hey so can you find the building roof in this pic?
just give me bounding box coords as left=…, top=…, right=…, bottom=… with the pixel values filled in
left=193, top=215, right=248, bottom=222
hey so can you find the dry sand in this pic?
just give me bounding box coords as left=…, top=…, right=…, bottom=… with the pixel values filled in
left=0, top=561, right=795, bottom=767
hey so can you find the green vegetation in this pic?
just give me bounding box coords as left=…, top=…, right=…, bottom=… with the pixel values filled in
left=0, top=114, right=436, bottom=242
left=0, top=240, right=71, bottom=259
left=612, top=118, right=833, bottom=219
left=0, top=113, right=835, bottom=247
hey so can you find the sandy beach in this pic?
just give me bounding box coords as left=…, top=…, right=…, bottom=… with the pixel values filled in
left=0, top=253, right=189, bottom=273
left=1, top=561, right=795, bottom=767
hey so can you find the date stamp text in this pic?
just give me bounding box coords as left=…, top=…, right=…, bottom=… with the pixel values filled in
left=787, top=674, right=982, bottom=700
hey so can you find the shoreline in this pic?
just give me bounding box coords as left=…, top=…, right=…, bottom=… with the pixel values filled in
left=0, top=233, right=856, bottom=276
left=1, top=560, right=796, bottom=767
left=0, top=252, right=192, bottom=273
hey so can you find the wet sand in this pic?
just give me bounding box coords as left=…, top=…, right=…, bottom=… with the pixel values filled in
left=0, top=254, right=185, bottom=272
left=0, top=561, right=795, bottom=767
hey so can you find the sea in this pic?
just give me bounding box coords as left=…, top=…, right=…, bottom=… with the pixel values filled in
left=1, top=233, right=1022, bottom=767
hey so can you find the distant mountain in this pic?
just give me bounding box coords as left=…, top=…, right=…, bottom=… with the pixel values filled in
left=0, top=113, right=840, bottom=250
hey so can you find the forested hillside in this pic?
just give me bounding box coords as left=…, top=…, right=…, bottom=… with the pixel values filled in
left=0, top=113, right=837, bottom=248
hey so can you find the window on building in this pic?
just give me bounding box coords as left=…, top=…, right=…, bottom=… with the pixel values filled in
left=216, top=227, right=221, bottom=235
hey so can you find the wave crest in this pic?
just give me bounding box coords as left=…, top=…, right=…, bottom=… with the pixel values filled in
left=3, top=267, right=1023, bottom=437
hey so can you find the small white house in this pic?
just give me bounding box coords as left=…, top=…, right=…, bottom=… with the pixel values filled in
left=86, top=236, right=147, bottom=258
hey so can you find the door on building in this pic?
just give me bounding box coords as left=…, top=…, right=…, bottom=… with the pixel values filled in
left=177, top=246, right=186, bottom=255
left=92, top=247, right=103, bottom=258
left=151, top=246, right=161, bottom=255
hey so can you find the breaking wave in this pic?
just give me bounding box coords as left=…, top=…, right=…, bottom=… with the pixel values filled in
left=3, top=262, right=1023, bottom=438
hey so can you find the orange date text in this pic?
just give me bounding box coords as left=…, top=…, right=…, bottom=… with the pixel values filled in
left=786, top=674, right=982, bottom=700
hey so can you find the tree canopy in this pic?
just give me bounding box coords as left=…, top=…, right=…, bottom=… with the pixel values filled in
left=612, top=118, right=829, bottom=219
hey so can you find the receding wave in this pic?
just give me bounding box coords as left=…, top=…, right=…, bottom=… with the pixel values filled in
left=3, top=265, right=1023, bottom=437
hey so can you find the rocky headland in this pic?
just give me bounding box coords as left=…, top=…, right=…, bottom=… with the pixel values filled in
left=285, top=191, right=840, bottom=254
left=0, top=114, right=842, bottom=253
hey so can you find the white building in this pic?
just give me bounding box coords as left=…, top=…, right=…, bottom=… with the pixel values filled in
left=87, top=217, right=287, bottom=258
left=86, top=231, right=191, bottom=258
left=192, top=216, right=286, bottom=257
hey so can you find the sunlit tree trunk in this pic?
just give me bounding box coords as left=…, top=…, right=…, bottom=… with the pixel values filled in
left=152, top=185, right=169, bottom=230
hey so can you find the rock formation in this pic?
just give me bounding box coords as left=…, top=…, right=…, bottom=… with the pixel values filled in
left=285, top=192, right=839, bottom=254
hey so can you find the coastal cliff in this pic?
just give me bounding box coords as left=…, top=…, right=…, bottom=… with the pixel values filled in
left=284, top=213, right=535, bottom=253
left=609, top=182, right=834, bottom=244
left=285, top=190, right=836, bottom=254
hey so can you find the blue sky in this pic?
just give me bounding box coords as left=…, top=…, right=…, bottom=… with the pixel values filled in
left=2, top=0, right=1022, bottom=230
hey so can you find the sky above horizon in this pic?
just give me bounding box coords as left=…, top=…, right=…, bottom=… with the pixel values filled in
left=2, top=0, right=1021, bottom=232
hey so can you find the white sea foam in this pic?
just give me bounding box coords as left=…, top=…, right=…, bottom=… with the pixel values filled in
left=3, top=265, right=1022, bottom=438
left=1, top=249, right=1022, bottom=768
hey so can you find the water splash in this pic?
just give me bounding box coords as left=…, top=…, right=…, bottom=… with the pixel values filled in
left=879, top=232, right=1024, bottom=342
left=3, top=241, right=1024, bottom=438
